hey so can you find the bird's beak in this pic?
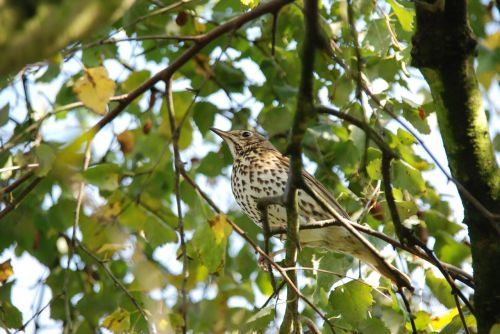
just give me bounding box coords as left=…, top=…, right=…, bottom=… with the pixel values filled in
left=210, top=128, right=231, bottom=140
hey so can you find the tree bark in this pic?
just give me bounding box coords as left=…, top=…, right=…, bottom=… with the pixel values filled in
left=411, top=1, right=500, bottom=333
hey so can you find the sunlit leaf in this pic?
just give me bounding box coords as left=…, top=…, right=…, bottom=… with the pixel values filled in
left=82, top=163, right=121, bottom=192
left=329, top=280, right=373, bottom=324
left=431, top=308, right=458, bottom=331
left=0, top=301, right=22, bottom=329
left=35, top=144, right=56, bottom=176
left=101, top=308, right=130, bottom=333
left=73, top=67, right=116, bottom=115
left=0, top=259, right=13, bottom=285
left=387, top=0, right=414, bottom=32
left=122, top=70, right=150, bottom=93
left=192, top=214, right=232, bottom=273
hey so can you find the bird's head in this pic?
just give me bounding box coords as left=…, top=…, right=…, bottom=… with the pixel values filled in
left=210, top=128, right=273, bottom=158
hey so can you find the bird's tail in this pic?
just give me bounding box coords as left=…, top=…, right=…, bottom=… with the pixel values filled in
left=359, top=252, right=413, bottom=291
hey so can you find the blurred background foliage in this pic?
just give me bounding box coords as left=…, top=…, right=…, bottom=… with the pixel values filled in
left=0, top=0, right=498, bottom=333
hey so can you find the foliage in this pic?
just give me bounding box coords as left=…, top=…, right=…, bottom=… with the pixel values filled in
left=0, top=0, right=497, bottom=333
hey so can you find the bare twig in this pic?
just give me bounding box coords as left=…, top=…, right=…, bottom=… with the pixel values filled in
left=257, top=196, right=284, bottom=291
left=0, top=170, right=34, bottom=196
left=398, top=286, right=417, bottom=334
left=454, top=292, right=471, bottom=334
left=316, top=106, right=396, bottom=158
left=60, top=0, right=294, bottom=158
left=180, top=171, right=336, bottom=333
left=381, top=153, right=412, bottom=243
left=63, top=141, right=91, bottom=334
left=77, top=242, right=149, bottom=323
left=0, top=176, right=42, bottom=221
left=13, top=293, right=64, bottom=334
left=0, top=95, right=128, bottom=155
left=317, top=22, right=500, bottom=227
left=0, top=164, right=39, bottom=174
left=279, top=0, right=320, bottom=332
left=269, top=219, right=473, bottom=287
left=164, top=79, right=188, bottom=333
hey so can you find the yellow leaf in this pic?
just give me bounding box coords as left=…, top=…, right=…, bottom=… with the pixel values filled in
left=0, top=259, right=13, bottom=284
left=193, top=19, right=206, bottom=33
left=483, top=32, right=500, bottom=50
left=209, top=214, right=233, bottom=244
left=74, top=67, right=116, bottom=115
left=431, top=308, right=458, bottom=331
left=241, top=0, right=258, bottom=7
left=130, top=260, right=167, bottom=291
left=96, top=243, right=128, bottom=255
left=101, top=308, right=130, bottom=333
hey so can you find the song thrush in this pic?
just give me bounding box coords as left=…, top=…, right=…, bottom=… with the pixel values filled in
left=211, top=128, right=412, bottom=290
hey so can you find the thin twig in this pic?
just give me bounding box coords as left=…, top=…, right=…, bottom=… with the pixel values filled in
left=381, top=153, right=412, bottom=243
left=317, top=22, right=500, bottom=226
left=63, top=141, right=91, bottom=334
left=0, top=176, right=42, bottom=221
left=398, top=286, right=417, bottom=334
left=13, top=293, right=64, bottom=334
left=279, top=0, right=320, bottom=332
left=164, top=78, right=189, bottom=333
left=60, top=0, right=294, bottom=159
left=257, top=196, right=284, bottom=291
left=77, top=242, right=149, bottom=323
left=316, top=106, right=396, bottom=158
left=269, top=219, right=473, bottom=287
left=258, top=280, right=286, bottom=310
left=180, top=171, right=337, bottom=333
left=454, top=292, right=471, bottom=334
left=0, top=164, right=39, bottom=174
left=0, top=170, right=34, bottom=196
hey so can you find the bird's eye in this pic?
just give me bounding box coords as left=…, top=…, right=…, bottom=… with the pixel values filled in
left=241, top=131, right=252, bottom=138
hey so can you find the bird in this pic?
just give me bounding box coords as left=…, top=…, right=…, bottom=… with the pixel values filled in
left=211, top=127, right=412, bottom=290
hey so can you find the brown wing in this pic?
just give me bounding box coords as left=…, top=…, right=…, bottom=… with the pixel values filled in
left=272, top=149, right=350, bottom=219
left=301, top=170, right=350, bottom=219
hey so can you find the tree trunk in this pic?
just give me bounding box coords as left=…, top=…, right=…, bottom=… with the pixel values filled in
left=411, top=1, right=500, bottom=333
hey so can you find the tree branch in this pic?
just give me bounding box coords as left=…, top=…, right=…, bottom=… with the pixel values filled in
left=279, top=0, right=320, bottom=332
left=164, top=78, right=189, bottom=333
left=180, top=170, right=336, bottom=333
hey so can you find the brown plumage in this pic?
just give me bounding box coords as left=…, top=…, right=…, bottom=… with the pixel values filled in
left=211, top=128, right=412, bottom=290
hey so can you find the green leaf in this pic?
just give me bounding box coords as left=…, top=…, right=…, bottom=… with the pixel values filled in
left=0, top=104, right=9, bottom=126
left=329, top=280, right=373, bottom=324
left=408, top=310, right=431, bottom=331
left=387, top=0, right=414, bottom=32
left=192, top=214, right=232, bottom=273
left=367, top=158, right=382, bottom=180
left=425, top=271, right=455, bottom=308
left=243, top=307, right=275, bottom=332
left=83, top=163, right=121, bottom=192
left=255, top=271, right=273, bottom=296
left=364, top=19, right=392, bottom=54
left=396, top=128, right=416, bottom=145
left=257, top=106, right=293, bottom=136
left=441, top=314, right=476, bottom=334
left=0, top=302, right=23, bottom=329
left=193, top=102, right=217, bottom=135
left=197, top=151, right=225, bottom=177
left=35, top=144, right=56, bottom=176
left=359, top=318, right=390, bottom=334
left=494, top=133, right=500, bottom=152
left=391, top=160, right=426, bottom=194
left=214, top=62, right=245, bottom=92
left=401, top=106, right=431, bottom=134
left=435, top=232, right=470, bottom=266
left=122, top=70, right=151, bottom=93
